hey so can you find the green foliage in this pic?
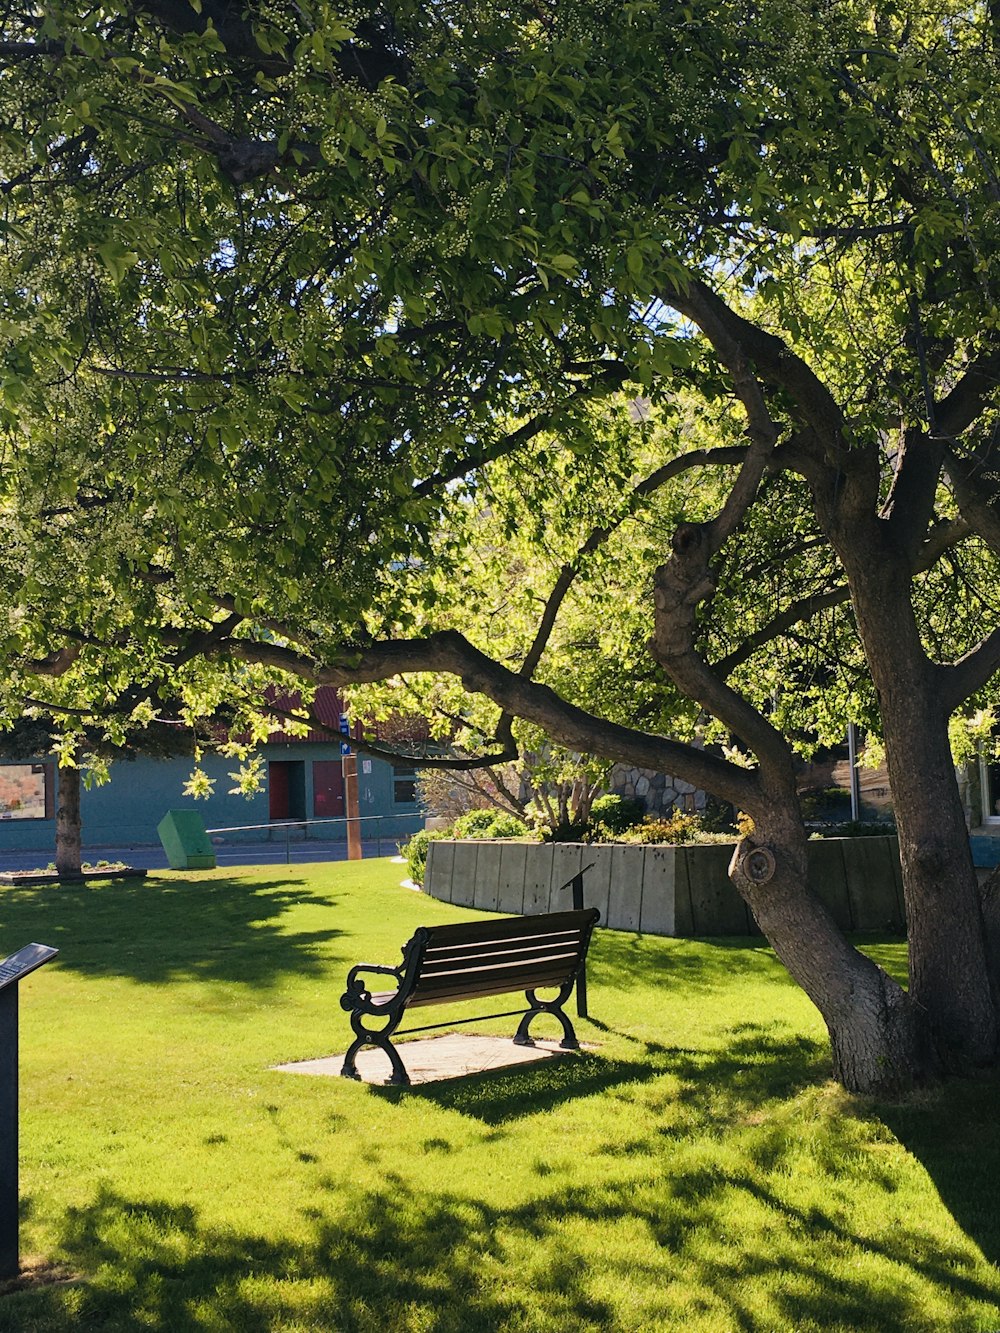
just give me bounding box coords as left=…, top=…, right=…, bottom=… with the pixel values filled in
left=618, top=811, right=735, bottom=845
left=450, top=809, right=507, bottom=838
left=402, top=827, right=445, bottom=885
left=473, top=812, right=530, bottom=840
left=589, top=793, right=646, bottom=835
left=814, top=821, right=898, bottom=839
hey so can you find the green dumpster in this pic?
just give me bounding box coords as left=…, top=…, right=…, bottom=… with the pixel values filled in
left=157, top=810, right=217, bottom=870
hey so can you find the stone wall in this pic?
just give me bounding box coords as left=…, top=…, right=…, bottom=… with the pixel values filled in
left=608, top=764, right=705, bottom=815
left=423, top=836, right=905, bottom=937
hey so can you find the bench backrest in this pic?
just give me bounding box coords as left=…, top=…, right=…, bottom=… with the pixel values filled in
left=404, top=908, right=600, bottom=1009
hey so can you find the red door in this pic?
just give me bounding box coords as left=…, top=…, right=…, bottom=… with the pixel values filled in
left=312, top=760, right=345, bottom=820
left=268, top=762, right=290, bottom=819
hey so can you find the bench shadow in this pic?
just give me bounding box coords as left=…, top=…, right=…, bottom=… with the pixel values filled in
left=0, top=875, right=342, bottom=988
left=381, top=1022, right=829, bottom=1128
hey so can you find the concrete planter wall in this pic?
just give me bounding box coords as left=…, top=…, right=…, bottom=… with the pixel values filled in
left=423, top=836, right=904, bottom=937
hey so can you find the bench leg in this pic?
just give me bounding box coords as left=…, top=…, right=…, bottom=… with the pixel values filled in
left=341, top=1016, right=411, bottom=1086
left=514, top=984, right=579, bottom=1050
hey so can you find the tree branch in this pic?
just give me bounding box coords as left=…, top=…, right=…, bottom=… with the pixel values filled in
left=712, top=586, right=852, bottom=679
left=937, top=627, right=1000, bottom=715
left=934, top=345, right=1000, bottom=438
left=217, top=631, right=760, bottom=808
left=520, top=445, right=746, bottom=678
left=658, top=275, right=847, bottom=452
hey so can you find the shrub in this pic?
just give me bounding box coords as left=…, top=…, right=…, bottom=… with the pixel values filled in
left=451, top=809, right=502, bottom=838
left=816, top=820, right=897, bottom=838
left=588, top=794, right=646, bottom=835
left=402, top=828, right=447, bottom=884
left=617, top=811, right=738, bottom=845
left=452, top=809, right=529, bottom=839
left=621, top=810, right=702, bottom=844
left=485, top=812, right=530, bottom=839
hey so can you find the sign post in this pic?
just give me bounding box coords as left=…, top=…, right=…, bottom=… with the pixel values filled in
left=0, top=943, right=58, bottom=1279
left=340, top=714, right=362, bottom=862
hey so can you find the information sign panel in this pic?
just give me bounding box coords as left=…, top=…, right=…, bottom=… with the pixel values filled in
left=0, top=943, right=58, bottom=992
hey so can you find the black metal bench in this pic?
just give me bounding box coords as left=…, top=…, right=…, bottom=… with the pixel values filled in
left=339, top=907, right=601, bottom=1085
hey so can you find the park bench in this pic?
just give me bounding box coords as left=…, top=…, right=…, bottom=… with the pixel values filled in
left=339, top=907, right=601, bottom=1085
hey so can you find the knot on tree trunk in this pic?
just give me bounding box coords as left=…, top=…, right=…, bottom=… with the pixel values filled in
left=729, top=839, right=777, bottom=891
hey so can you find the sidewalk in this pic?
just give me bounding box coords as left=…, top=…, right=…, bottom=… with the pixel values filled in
left=0, top=838, right=402, bottom=874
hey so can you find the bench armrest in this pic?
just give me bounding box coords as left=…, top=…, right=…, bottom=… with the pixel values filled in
left=340, top=962, right=402, bottom=1012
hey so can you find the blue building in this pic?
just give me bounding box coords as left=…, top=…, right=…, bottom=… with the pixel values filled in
left=0, top=694, right=424, bottom=855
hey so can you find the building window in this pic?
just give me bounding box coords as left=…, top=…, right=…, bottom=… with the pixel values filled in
left=0, top=764, right=50, bottom=820
left=393, top=765, right=418, bottom=805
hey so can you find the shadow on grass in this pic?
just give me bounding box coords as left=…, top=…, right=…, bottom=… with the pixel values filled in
left=4, top=1033, right=999, bottom=1331
left=0, top=876, right=342, bottom=987
left=879, top=1070, right=1000, bottom=1266
left=586, top=930, right=787, bottom=994
left=392, top=1023, right=830, bottom=1128
left=587, top=930, right=910, bottom=995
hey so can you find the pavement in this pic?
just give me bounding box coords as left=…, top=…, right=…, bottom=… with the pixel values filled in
left=274, top=1033, right=591, bottom=1086
left=0, top=838, right=405, bottom=874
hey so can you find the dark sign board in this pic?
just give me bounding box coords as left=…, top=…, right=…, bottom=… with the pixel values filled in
left=0, top=943, right=58, bottom=992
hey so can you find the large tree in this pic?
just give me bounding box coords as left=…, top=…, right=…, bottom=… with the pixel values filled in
left=4, top=0, right=1000, bottom=1090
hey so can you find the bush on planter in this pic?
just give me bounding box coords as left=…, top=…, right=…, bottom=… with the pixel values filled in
left=402, top=828, right=447, bottom=884
left=588, top=794, right=646, bottom=837
left=452, top=809, right=529, bottom=840
left=403, top=810, right=532, bottom=884
left=592, top=810, right=737, bottom=846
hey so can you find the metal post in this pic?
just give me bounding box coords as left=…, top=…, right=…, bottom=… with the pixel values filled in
left=285, top=824, right=291, bottom=865
left=0, top=985, right=17, bottom=1279
left=847, top=722, right=861, bottom=821
left=570, top=872, right=588, bottom=1018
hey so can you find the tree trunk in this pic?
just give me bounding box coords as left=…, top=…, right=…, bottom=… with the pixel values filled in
left=55, top=765, right=82, bottom=878
left=979, top=869, right=1000, bottom=1001
left=729, top=809, right=928, bottom=1093
left=836, top=531, right=999, bottom=1071
left=882, top=707, right=998, bottom=1069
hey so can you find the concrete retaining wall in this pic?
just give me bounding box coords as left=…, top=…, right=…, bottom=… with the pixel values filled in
left=423, top=836, right=904, bottom=936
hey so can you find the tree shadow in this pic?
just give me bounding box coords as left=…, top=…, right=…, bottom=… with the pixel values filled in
left=0, top=875, right=342, bottom=988
left=878, top=1071, right=1000, bottom=1266
left=384, top=1023, right=829, bottom=1131
left=586, top=930, right=791, bottom=994
left=5, top=1036, right=999, bottom=1333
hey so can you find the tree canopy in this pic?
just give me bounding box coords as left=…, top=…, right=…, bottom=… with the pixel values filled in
left=5, top=0, right=1000, bottom=1090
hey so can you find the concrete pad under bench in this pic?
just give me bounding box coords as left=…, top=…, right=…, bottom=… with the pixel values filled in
left=274, top=1034, right=593, bottom=1086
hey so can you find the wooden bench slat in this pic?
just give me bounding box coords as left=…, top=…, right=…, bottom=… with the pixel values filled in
left=413, top=956, right=578, bottom=996
left=408, top=966, right=578, bottom=1006
left=421, top=910, right=595, bottom=948
left=422, top=932, right=587, bottom=963
left=417, top=943, right=581, bottom=974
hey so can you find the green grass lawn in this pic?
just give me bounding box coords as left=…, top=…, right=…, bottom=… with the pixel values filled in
left=0, top=858, right=997, bottom=1332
